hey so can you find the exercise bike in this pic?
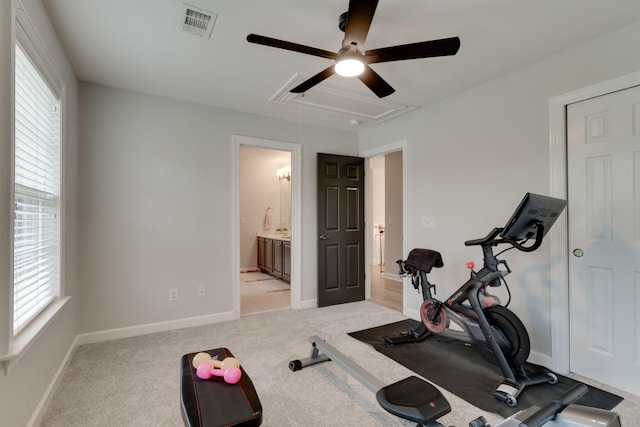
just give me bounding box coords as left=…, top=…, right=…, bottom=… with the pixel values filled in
left=385, top=193, right=568, bottom=407
left=288, top=195, right=621, bottom=425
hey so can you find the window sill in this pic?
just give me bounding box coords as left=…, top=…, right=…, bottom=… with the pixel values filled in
left=1, top=296, right=71, bottom=374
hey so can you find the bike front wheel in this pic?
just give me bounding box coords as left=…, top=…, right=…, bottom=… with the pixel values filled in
left=480, top=305, right=530, bottom=368
left=420, top=299, right=449, bottom=334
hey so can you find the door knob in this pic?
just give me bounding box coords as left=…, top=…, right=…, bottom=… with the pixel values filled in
left=319, top=234, right=328, bottom=240
left=572, top=248, right=584, bottom=257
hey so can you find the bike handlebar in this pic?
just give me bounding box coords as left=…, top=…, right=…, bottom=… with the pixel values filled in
left=464, top=222, right=546, bottom=253
left=503, top=222, right=545, bottom=252
left=464, top=228, right=502, bottom=247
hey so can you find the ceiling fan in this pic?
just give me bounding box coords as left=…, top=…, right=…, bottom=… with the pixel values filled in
left=246, top=0, right=460, bottom=98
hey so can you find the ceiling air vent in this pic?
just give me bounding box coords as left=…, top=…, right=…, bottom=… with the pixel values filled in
left=178, top=3, right=217, bottom=39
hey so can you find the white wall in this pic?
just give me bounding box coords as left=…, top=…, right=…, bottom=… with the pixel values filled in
left=77, top=82, right=358, bottom=333
left=358, top=21, right=640, bottom=361
left=0, top=1, right=80, bottom=426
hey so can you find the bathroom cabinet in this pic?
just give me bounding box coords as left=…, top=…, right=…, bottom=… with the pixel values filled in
left=282, top=241, right=291, bottom=281
left=257, top=236, right=290, bottom=283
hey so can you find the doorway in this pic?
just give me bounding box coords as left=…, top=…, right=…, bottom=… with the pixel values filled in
left=361, top=142, right=406, bottom=314
left=368, top=152, right=403, bottom=312
left=239, top=145, right=291, bottom=314
left=565, top=85, right=640, bottom=396
left=549, top=71, right=640, bottom=395
left=231, top=136, right=302, bottom=317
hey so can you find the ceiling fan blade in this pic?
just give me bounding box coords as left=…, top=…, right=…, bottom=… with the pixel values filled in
left=290, top=66, right=336, bottom=94
left=342, top=0, right=379, bottom=49
left=247, top=34, right=337, bottom=60
left=365, top=37, right=461, bottom=64
left=358, top=64, right=395, bottom=98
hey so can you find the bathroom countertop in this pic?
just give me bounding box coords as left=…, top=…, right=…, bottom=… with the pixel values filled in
left=257, top=233, right=291, bottom=241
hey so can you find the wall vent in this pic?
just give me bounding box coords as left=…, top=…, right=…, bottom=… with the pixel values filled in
left=178, top=3, right=217, bottom=39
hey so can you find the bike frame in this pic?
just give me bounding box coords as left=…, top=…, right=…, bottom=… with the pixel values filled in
left=423, top=270, right=509, bottom=348
left=422, top=226, right=509, bottom=343
left=416, top=253, right=517, bottom=383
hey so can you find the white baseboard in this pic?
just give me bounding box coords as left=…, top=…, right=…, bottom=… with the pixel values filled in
left=527, top=349, right=554, bottom=371
left=76, top=311, right=237, bottom=346
left=404, top=307, right=420, bottom=321
left=298, top=298, right=318, bottom=310
left=27, top=335, right=79, bottom=427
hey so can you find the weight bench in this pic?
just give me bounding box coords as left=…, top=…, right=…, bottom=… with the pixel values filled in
left=180, top=348, right=262, bottom=427
left=289, top=336, right=451, bottom=426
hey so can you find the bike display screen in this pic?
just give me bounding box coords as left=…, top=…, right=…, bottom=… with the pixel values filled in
left=500, top=193, right=567, bottom=241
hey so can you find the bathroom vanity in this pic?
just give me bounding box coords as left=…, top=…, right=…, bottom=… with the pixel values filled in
left=257, top=235, right=291, bottom=282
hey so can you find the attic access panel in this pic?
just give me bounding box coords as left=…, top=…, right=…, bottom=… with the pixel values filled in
left=271, top=75, right=415, bottom=124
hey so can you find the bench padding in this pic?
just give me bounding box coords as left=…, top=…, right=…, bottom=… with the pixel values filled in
left=181, top=348, right=262, bottom=427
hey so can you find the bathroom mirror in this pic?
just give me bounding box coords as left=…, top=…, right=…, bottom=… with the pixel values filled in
left=280, top=177, right=291, bottom=232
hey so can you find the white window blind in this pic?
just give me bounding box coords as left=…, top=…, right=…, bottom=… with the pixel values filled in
left=13, top=43, right=61, bottom=335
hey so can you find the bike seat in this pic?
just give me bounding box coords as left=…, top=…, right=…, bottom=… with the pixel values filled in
left=404, top=249, right=444, bottom=273
left=376, top=376, right=450, bottom=425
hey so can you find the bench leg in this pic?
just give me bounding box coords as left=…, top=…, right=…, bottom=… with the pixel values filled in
left=289, top=340, right=330, bottom=371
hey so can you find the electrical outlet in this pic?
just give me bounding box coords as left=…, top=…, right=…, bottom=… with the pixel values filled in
left=169, top=288, right=178, bottom=302
left=197, top=285, right=206, bottom=298
left=421, top=216, right=435, bottom=228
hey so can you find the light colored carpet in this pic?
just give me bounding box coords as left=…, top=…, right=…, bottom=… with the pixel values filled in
left=41, top=301, right=639, bottom=426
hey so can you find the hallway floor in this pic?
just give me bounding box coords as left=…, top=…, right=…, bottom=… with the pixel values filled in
left=240, top=266, right=403, bottom=315
left=369, top=265, right=403, bottom=312
left=240, top=271, right=290, bottom=315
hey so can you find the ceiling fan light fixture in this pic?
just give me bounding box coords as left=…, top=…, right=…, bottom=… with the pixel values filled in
left=335, top=58, right=364, bottom=77
left=247, top=0, right=461, bottom=97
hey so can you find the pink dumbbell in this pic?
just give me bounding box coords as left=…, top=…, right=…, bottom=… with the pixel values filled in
left=192, top=352, right=240, bottom=370
left=196, top=363, right=242, bottom=384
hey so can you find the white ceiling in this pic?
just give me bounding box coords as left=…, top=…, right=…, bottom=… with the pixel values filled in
left=43, top=0, right=640, bottom=131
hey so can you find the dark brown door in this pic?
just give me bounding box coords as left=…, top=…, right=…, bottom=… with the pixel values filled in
left=317, top=153, right=365, bottom=307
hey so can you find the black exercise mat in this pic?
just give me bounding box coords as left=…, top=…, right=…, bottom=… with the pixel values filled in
left=349, top=319, right=623, bottom=418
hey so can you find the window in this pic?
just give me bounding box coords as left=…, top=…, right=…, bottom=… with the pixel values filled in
left=12, top=42, right=61, bottom=335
